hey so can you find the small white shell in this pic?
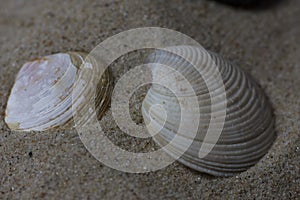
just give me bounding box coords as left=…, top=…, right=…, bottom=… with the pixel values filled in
left=5, top=52, right=112, bottom=131
left=142, top=46, right=275, bottom=176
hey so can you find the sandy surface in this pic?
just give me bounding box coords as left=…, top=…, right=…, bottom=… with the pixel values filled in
left=0, top=0, right=299, bottom=199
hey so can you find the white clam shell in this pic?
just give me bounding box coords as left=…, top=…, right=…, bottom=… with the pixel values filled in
left=5, top=52, right=112, bottom=131
left=142, top=45, right=275, bottom=176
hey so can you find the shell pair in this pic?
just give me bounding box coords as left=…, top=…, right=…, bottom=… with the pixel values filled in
left=5, top=46, right=275, bottom=176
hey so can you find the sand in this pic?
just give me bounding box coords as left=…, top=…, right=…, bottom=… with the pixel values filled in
left=0, top=0, right=299, bottom=199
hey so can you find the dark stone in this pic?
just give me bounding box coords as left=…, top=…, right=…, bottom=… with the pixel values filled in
left=214, top=0, right=260, bottom=6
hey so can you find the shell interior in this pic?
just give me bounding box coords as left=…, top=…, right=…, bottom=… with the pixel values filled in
left=5, top=52, right=112, bottom=131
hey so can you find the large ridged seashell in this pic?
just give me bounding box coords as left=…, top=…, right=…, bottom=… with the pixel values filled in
left=5, top=52, right=112, bottom=131
left=142, top=45, right=275, bottom=176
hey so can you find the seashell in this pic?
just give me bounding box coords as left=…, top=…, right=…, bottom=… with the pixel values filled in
left=5, top=52, right=112, bottom=131
left=142, top=45, right=275, bottom=176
